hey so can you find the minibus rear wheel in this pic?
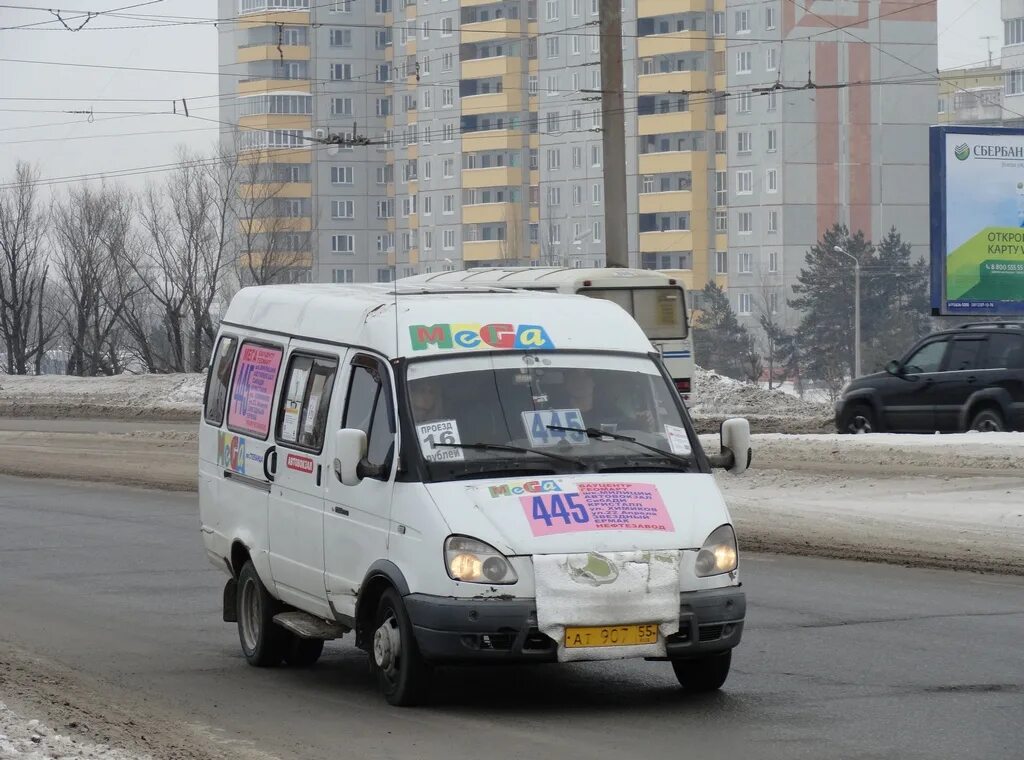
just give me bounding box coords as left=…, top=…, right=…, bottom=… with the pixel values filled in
left=370, top=588, right=432, bottom=706
left=237, top=561, right=288, bottom=667
left=284, top=637, right=324, bottom=667
left=671, top=651, right=732, bottom=692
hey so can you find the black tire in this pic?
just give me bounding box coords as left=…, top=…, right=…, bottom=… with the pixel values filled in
left=283, top=636, right=324, bottom=668
left=236, top=561, right=288, bottom=667
left=671, top=651, right=732, bottom=693
left=969, top=407, right=1004, bottom=433
left=838, top=403, right=877, bottom=434
left=370, top=588, right=432, bottom=706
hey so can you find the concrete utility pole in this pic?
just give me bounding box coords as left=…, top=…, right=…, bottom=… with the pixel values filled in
left=599, top=0, right=629, bottom=268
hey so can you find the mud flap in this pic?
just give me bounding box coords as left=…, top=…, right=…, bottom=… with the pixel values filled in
left=222, top=578, right=238, bottom=623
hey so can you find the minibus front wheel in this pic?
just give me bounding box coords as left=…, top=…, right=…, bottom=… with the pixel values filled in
left=371, top=588, right=432, bottom=706
left=671, top=650, right=732, bottom=692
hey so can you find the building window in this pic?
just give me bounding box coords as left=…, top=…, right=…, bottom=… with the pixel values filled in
left=766, top=168, right=778, bottom=193
left=716, top=250, right=728, bottom=274
left=546, top=0, right=559, bottom=21
left=738, top=211, right=753, bottom=234
left=592, top=183, right=601, bottom=205
left=546, top=111, right=560, bottom=131
left=331, top=234, right=354, bottom=253
left=715, top=210, right=727, bottom=232
left=767, top=128, right=777, bottom=152
left=572, top=35, right=582, bottom=55
left=738, top=292, right=752, bottom=315
left=332, top=97, right=353, bottom=116
left=330, top=166, right=353, bottom=184
left=715, top=131, right=727, bottom=154
left=331, top=268, right=353, bottom=283
left=766, top=5, right=776, bottom=30
left=546, top=36, right=560, bottom=58
left=738, top=252, right=753, bottom=273
left=443, top=159, right=454, bottom=178
left=1007, top=17, right=1024, bottom=46
left=547, top=148, right=561, bottom=170
left=441, top=16, right=453, bottom=35
left=768, top=209, right=778, bottom=233
left=766, top=47, right=777, bottom=72
left=591, top=145, right=601, bottom=166
left=547, top=186, right=562, bottom=206
left=549, top=224, right=561, bottom=245
left=329, top=28, right=352, bottom=46
left=716, top=171, right=727, bottom=206
left=442, top=194, right=454, bottom=215
left=529, top=75, right=538, bottom=95
left=768, top=251, right=779, bottom=272
left=571, top=184, right=582, bottom=205
left=769, top=291, right=779, bottom=314
left=442, top=88, right=453, bottom=108
left=331, top=63, right=352, bottom=80
left=423, top=230, right=433, bottom=250
left=1007, top=69, right=1024, bottom=95
left=571, top=146, right=582, bottom=168
left=766, top=90, right=777, bottom=111
left=376, top=268, right=392, bottom=283
left=422, top=195, right=432, bottom=216
left=737, top=93, right=751, bottom=113
left=421, top=21, right=430, bottom=39
left=443, top=229, right=456, bottom=249
left=736, top=170, right=752, bottom=195
left=737, top=131, right=752, bottom=154
left=714, top=11, right=725, bottom=36
left=443, top=123, right=454, bottom=141
left=737, top=51, right=751, bottom=74
left=735, top=9, right=750, bottom=33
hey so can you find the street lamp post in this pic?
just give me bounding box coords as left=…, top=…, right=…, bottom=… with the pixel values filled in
left=833, top=245, right=861, bottom=378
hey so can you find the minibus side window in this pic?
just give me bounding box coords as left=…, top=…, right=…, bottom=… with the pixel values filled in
left=226, top=342, right=284, bottom=440
left=204, top=336, right=238, bottom=426
left=276, top=353, right=338, bottom=453
left=343, top=357, right=395, bottom=478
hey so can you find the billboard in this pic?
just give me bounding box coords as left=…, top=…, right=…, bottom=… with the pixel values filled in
left=930, top=126, right=1024, bottom=316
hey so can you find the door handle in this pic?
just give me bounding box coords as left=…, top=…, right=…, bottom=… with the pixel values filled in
left=333, top=506, right=349, bottom=516
left=966, top=375, right=977, bottom=384
left=263, top=446, right=277, bottom=482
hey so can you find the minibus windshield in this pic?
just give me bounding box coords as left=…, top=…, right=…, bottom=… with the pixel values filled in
left=405, top=353, right=702, bottom=481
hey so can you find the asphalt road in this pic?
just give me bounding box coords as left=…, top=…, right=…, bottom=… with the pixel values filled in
left=0, top=475, right=1021, bottom=760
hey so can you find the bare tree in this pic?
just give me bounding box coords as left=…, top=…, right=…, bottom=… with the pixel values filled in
left=51, top=183, right=137, bottom=375
left=230, top=144, right=308, bottom=286
left=0, top=162, right=56, bottom=374
left=499, top=203, right=525, bottom=264
left=756, top=281, right=787, bottom=390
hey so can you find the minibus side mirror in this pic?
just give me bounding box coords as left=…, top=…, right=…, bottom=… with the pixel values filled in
left=708, top=418, right=752, bottom=475
left=333, top=428, right=368, bottom=486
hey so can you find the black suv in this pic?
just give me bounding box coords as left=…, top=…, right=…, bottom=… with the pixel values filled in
left=835, top=322, right=1024, bottom=434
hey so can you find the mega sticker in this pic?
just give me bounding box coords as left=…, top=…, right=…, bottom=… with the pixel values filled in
left=520, top=482, right=674, bottom=536
left=409, top=323, right=555, bottom=351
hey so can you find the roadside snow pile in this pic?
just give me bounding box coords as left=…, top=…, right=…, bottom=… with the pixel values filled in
left=0, top=374, right=203, bottom=421
left=690, top=367, right=831, bottom=420
left=0, top=702, right=150, bottom=760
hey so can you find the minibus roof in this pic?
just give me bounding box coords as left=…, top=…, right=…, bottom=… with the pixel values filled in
left=222, top=284, right=653, bottom=359
left=398, top=267, right=680, bottom=289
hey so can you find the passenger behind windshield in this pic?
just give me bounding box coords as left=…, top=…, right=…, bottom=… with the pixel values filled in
left=405, top=356, right=697, bottom=479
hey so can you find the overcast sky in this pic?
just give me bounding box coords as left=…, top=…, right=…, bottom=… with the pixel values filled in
left=0, top=0, right=1005, bottom=194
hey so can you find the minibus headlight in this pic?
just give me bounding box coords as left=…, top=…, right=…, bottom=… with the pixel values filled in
left=444, top=536, right=518, bottom=584
left=695, top=525, right=738, bottom=577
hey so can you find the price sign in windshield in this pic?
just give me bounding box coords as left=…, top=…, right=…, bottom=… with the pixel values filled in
left=521, top=409, right=589, bottom=447
left=417, top=419, right=465, bottom=462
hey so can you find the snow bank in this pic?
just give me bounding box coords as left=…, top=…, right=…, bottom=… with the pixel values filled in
left=0, top=374, right=203, bottom=421
left=0, top=702, right=149, bottom=760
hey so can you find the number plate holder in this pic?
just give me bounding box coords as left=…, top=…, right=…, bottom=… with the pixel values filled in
left=563, top=623, right=659, bottom=649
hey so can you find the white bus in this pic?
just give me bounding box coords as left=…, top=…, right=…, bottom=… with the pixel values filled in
left=399, top=268, right=695, bottom=402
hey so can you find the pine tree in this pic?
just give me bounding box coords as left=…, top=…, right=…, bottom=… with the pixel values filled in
left=693, top=282, right=756, bottom=380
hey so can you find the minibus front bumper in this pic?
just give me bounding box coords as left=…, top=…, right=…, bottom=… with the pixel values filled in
left=403, top=587, right=745, bottom=663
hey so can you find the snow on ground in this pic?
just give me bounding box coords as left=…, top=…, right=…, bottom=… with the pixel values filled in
left=0, top=374, right=203, bottom=420
left=690, top=367, right=831, bottom=420
left=0, top=702, right=148, bottom=760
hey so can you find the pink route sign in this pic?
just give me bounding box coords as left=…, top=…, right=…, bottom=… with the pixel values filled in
left=227, top=343, right=283, bottom=438
left=519, top=482, right=674, bottom=536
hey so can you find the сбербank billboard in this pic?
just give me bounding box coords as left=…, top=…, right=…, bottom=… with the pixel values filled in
left=930, top=125, right=1024, bottom=316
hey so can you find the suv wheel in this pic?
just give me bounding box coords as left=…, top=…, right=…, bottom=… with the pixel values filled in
left=839, top=404, right=876, bottom=434
left=969, top=407, right=1004, bottom=433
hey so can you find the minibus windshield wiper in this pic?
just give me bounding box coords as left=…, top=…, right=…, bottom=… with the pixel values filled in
left=430, top=442, right=590, bottom=470
left=545, top=425, right=691, bottom=469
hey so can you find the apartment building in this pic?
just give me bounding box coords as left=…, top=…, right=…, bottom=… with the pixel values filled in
left=938, top=65, right=1004, bottom=126
left=726, top=1, right=936, bottom=331
left=1002, top=1, right=1024, bottom=127
left=220, top=0, right=727, bottom=299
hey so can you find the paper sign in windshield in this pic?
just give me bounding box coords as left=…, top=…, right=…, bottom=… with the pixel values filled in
left=520, top=482, right=673, bottom=536
left=417, top=419, right=465, bottom=462
left=521, top=409, right=589, bottom=447
left=228, top=344, right=283, bottom=438
left=664, top=424, right=692, bottom=455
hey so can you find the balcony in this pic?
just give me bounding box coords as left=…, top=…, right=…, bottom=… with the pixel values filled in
left=639, top=190, right=693, bottom=214
left=637, top=70, right=706, bottom=96
left=237, top=10, right=309, bottom=28
left=462, top=129, right=523, bottom=151
left=463, top=201, right=518, bottom=224
left=460, top=0, right=496, bottom=7
left=639, top=150, right=705, bottom=175
left=462, top=166, right=522, bottom=188
left=237, top=44, right=310, bottom=63
left=463, top=240, right=507, bottom=261
left=237, top=78, right=311, bottom=95
left=240, top=181, right=312, bottom=199
left=638, top=107, right=706, bottom=135
left=238, top=147, right=312, bottom=163
left=238, top=114, right=310, bottom=131
left=240, top=251, right=312, bottom=269
left=460, top=18, right=519, bottom=43
left=461, top=55, right=521, bottom=80
left=637, top=31, right=704, bottom=58
left=461, top=90, right=522, bottom=115
left=244, top=216, right=312, bottom=234
left=639, top=229, right=693, bottom=253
